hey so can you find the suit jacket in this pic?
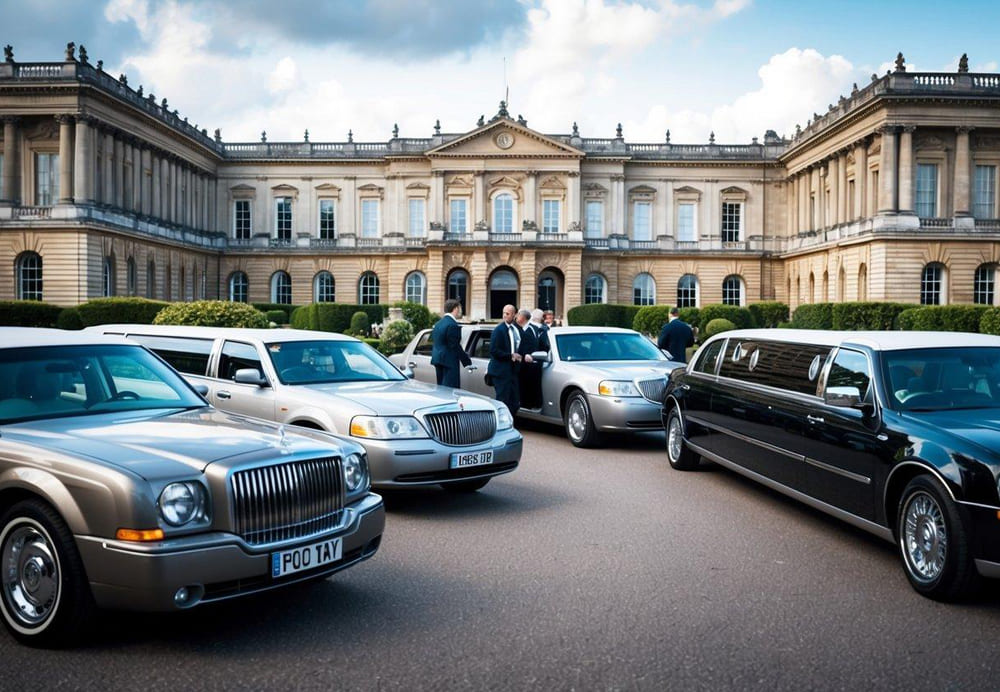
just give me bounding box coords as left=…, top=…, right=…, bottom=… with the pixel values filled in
left=487, top=321, right=519, bottom=380
left=524, top=322, right=550, bottom=353
left=430, top=316, right=471, bottom=369
left=657, top=318, right=695, bottom=364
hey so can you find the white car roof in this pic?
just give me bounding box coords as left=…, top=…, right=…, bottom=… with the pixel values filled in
left=714, top=328, right=1000, bottom=351
left=88, top=324, right=361, bottom=343
left=0, top=327, right=136, bottom=349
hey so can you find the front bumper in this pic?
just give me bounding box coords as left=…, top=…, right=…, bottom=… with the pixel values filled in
left=76, top=493, right=385, bottom=612
left=588, top=395, right=664, bottom=433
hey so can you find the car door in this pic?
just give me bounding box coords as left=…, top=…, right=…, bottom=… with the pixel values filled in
left=405, top=330, right=435, bottom=385
left=672, top=337, right=725, bottom=450
left=459, top=329, right=494, bottom=396
left=212, top=340, right=277, bottom=421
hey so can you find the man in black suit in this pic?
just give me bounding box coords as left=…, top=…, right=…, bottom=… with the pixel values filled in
left=430, top=299, right=471, bottom=387
left=487, top=304, right=528, bottom=416
left=657, top=306, right=695, bottom=364
left=517, top=309, right=547, bottom=409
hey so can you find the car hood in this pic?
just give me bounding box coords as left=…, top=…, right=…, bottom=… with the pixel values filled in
left=1, top=407, right=343, bottom=480
left=560, top=360, right=681, bottom=380
left=296, top=379, right=498, bottom=415
left=904, top=409, right=1000, bottom=453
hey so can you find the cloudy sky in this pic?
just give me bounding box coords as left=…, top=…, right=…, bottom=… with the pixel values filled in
left=2, top=0, right=998, bottom=145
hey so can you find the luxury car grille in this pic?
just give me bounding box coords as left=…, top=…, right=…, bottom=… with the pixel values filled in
left=230, top=457, right=344, bottom=546
left=424, top=411, right=497, bottom=446
left=636, top=377, right=668, bottom=404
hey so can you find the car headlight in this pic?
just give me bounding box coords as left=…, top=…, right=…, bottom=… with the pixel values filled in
left=349, top=415, right=428, bottom=440
left=343, top=452, right=368, bottom=492
left=598, top=380, right=641, bottom=397
left=496, top=404, right=514, bottom=430
left=158, top=482, right=208, bottom=527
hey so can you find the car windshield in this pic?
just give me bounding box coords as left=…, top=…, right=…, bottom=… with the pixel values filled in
left=266, top=339, right=405, bottom=384
left=0, top=344, right=206, bottom=424
left=555, top=332, right=666, bottom=362
left=884, top=347, right=1000, bottom=412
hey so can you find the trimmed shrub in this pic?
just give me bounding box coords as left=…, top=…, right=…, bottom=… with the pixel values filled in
left=896, top=308, right=921, bottom=331
left=831, top=302, right=914, bottom=330
left=154, top=300, right=270, bottom=328
left=981, top=308, right=1000, bottom=336
left=360, top=337, right=381, bottom=351
left=896, top=305, right=988, bottom=333
left=791, top=303, right=834, bottom=329
left=379, top=320, right=415, bottom=356
left=291, top=303, right=387, bottom=334
left=56, top=307, right=84, bottom=330
left=633, top=306, right=673, bottom=337
left=704, top=318, right=737, bottom=339
left=698, top=304, right=755, bottom=330
left=0, top=300, right=64, bottom=327
left=678, top=307, right=701, bottom=330
left=567, top=304, right=641, bottom=329
left=348, top=311, right=370, bottom=337
left=265, top=309, right=287, bottom=325
left=393, top=301, right=433, bottom=331
left=74, top=297, right=169, bottom=327
left=748, top=301, right=790, bottom=328
left=252, top=303, right=300, bottom=323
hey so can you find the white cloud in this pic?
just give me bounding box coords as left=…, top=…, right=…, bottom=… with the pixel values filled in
left=269, top=57, right=297, bottom=94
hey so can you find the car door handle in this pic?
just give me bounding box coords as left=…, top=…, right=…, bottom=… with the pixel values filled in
left=466, top=365, right=478, bottom=371
left=407, top=362, right=417, bottom=368
left=217, top=391, right=232, bottom=400
left=807, top=414, right=825, bottom=424
left=678, top=384, right=690, bottom=391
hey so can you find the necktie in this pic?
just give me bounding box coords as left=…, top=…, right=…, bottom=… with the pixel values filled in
left=509, top=324, right=519, bottom=352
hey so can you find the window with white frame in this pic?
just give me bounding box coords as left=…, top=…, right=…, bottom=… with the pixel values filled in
left=275, top=197, right=292, bottom=240
left=915, top=163, right=938, bottom=218
left=450, top=198, right=468, bottom=234
left=361, top=199, right=379, bottom=238
left=319, top=199, right=336, bottom=239
left=314, top=271, right=335, bottom=302
left=677, top=274, right=698, bottom=308
left=493, top=193, right=513, bottom=233
left=633, top=201, right=652, bottom=241
left=103, top=255, right=116, bottom=297
left=229, top=271, right=248, bottom=303
left=271, top=271, right=292, bottom=304
left=405, top=271, right=427, bottom=305
left=584, top=274, right=606, bottom=304
left=408, top=198, right=426, bottom=237
left=35, top=153, right=59, bottom=206
left=722, top=275, right=743, bottom=306
left=721, top=202, right=742, bottom=243
left=677, top=203, right=696, bottom=242
left=632, top=273, right=655, bottom=306
left=16, top=252, right=42, bottom=301
left=920, top=263, right=944, bottom=305
left=974, top=264, right=995, bottom=305
left=585, top=200, right=603, bottom=238
left=359, top=271, right=380, bottom=304
left=974, top=165, right=996, bottom=219
left=542, top=199, right=561, bottom=234
left=234, top=199, right=252, bottom=239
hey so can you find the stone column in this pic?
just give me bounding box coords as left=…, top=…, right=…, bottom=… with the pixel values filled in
left=1, top=116, right=20, bottom=204
left=343, top=176, right=356, bottom=235
left=169, top=159, right=178, bottom=223
left=811, top=167, right=821, bottom=229
left=854, top=141, right=867, bottom=219
left=113, top=135, right=125, bottom=208
left=828, top=157, right=839, bottom=227
left=954, top=126, right=973, bottom=217
left=837, top=151, right=848, bottom=224
left=473, top=171, right=485, bottom=227
left=103, top=130, right=114, bottom=205
left=73, top=116, right=93, bottom=204
left=131, top=142, right=142, bottom=213
left=524, top=171, right=538, bottom=229
left=56, top=115, right=75, bottom=203
left=786, top=174, right=796, bottom=235
left=430, top=170, right=443, bottom=225
left=151, top=152, right=161, bottom=218
left=898, top=125, right=915, bottom=214
left=798, top=172, right=808, bottom=232
left=877, top=125, right=898, bottom=214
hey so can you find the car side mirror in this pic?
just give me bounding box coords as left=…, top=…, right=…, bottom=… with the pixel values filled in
left=824, top=385, right=861, bottom=408
left=401, top=367, right=415, bottom=379
left=530, top=351, right=550, bottom=363
left=193, top=384, right=210, bottom=397
left=234, top=368, right=269, bottom=387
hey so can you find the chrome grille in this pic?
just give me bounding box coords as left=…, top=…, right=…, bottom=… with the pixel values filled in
left=424, top=411, right=497, bottom=446
left=636, top=377, right=668, bottom=404
left=230, top=457, right=344, bottom=546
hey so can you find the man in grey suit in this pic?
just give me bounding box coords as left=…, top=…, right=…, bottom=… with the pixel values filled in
left=430, top=299, right=471, bottom=387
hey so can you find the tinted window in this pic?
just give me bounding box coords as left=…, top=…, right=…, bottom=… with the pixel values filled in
left=825, top=349, right=872, bottom=401
left=883, top=347, right=1000, bottom=411
left=470, top=332, right=492, bottom=359
left=219, top=341, right=263, bottom=381
left=127, top=334, right=213, bottom=375
left=414, top=332, right=433, bottom=357
left=265, top=340, right=405, bottom=384
left=555, top=333, right=665, bottom=362
left=719, top=340, right=831, bottom=395
left=693, top=339, right=724, bottom=375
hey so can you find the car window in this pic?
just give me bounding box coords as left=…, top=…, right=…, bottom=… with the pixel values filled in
left=126, top=334, right=214, bottom=376
left=719, top=340, right=831, bottom=395
left=219, top=341, right=263, bottom=381
left=414, top=332, right=433, bottom=357
left=884, top=347, right=1000, bottom=411
left=555, top=333, right=665, bottom=362
left=825, top=348, right=872, bottom=401
left=693, top=339, right=724, bottom=375
left=470, top=332, right=492, bottom=359
left=266, top=340, right=406, bottom=384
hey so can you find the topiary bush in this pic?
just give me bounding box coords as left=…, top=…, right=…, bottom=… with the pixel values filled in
left=394, top=301, right=433, bottom=331
left=76, top=297, right=169, bottom=327
left=981, top=308, right=1000, bottom=335
left=265, top=309, right=287, bottom=325
left=704, top=318, right=737, bottom=339
left=0, top=300, right=64, bottom=327
left=791, top=303, right=834, bottom=329
left=633, top=306, right=673, bottom=337
left=252, top=303, right=300, bottom=323
left=567, top=304, right=641, bottom=329
left=291, top=303, right=387, bottom=334
left=831, top=302, right=914, bottom=330
left=698, top=304, right=755, bottom=330
left=748, top=301, right=790, bottom=328
left=153, top=300, right=270, bottom=328
left=896, top=308, right=922, bottom=331
left=56, top=307, right=83, bottom=330
left=348, top=311, right=370, bottom=337
left=896, top=305, right=988, bottom=333
left=379, top=320, right=415, bottom=356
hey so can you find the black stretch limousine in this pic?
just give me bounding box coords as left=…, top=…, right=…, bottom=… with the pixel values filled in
left=662, top=329, right=1000, bottom=600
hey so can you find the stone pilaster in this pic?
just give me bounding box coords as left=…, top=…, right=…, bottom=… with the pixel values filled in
left=2, top=116, right=21, bottom=204
left=56, top=115, right=75, bottom=203
left=102, top=130, right=114, bottom=205
left=877, top=125, right=898, bottom=214
left=837, top=151, right=848, bottom=223
left=954, top=126, right=973, bottom=216
left=113, top=135, right=124, bottom=208
left=567, top=170, right=580, bottom=228
left=854, top=140, right=867, bottom=219
left=828, top=157, right=839, bottom=227
left=524, top=171, right=538, bottom=228
left=898, top=125, right=915, bottom=214
left=73, top=116, right=93, bottom=204
left=474, top=171, right=485, bottom=226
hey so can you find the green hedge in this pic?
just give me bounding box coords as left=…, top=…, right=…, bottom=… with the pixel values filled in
left=831, top=302, right=914, bottom=330
left=678, top=307, right=701, bottom=329
left=896, top=305, right=988, bottom=333
left=748, top=301, right=790, bottom=328
left=56, top=307, right=84, bottom=330
left=632, top=306, right=673, bottom=337
left=264, top=310, right=287, bottom=325
left=154, top=300, right=270, bottom=328
left=981, top=309, right=1000, bottom=335
left=394, top=301, right=433, bottom=331
left=0, top=300, right=64, bottom=327
left=697, top=304, right=755, bottom=330
left=704, top=318, right=737, bottom=338
left=290, top=303, right=387, bottom=334
left=567, top=304, right=641, bottom=329
left=349, top=311, right=370, bottom=337
left=791, top=303, right=834, bottom=329
left=379, top=320, right=415, bottom=356
left=252, top=303, right=301, bottom=323
left=76, top=297, right=169, bottom=327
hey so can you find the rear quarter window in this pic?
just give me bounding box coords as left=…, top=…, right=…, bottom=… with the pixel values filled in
left=718, top=340, right=831, bottom=395
left=127, top=334, right=214, bottom=376
left=414, top=332, right=433, bottom=357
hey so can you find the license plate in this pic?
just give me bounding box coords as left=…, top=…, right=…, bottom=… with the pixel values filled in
left=271, top=537, right=343, bottom=578
left=450, top=449, right=494, bottom=468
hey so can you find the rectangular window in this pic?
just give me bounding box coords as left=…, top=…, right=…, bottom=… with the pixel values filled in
left=318, top=199, right=336, bottom=239
left=721, top=202, right=742, bottom=243
left=915, top=163, right=938, bottom=218
left=35, top=153, right=59, bottom=206
left=361, top=199, right=379, bottom=238
left=234, top=200, right=252, bottom=239
left=585, top=200, right=603, bottom=237
left=974, top=165, right=996, bottom=219
left=408, top=198, right=426, bottom=236
left=128, top=335, right=214, bottom=376
left=450, top=198, right=467, bottom=234
left=275, top=196, right=292, bottom=239
left=633, top=201, right=651, bottom=240
left=542, top=199, right=561, bottom=234
left=677, top=203, right=696, bottom=242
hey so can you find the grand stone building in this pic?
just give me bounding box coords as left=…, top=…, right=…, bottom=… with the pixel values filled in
left=2, top=46, right=999, bottom=319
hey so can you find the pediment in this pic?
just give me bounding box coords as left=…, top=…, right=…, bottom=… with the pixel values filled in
left=721, top=186, right=748, bottom=195
left=271, top=183, right=299, bottom=193
left=447, top=175, right=474, bottom=188
left=539, top=175, right=566, bottom=190
left=629, top=184, right=657, bottom=194
left=489, top=175, right=521, bottom=189
left=406, top=182, right=431, bottom=190
left=674, top=185, right=702, bottom=194
left=583, top=183, right=608, bottom=192
left=315, top=183, right=341, bottom=192
left=357, top=183, right=383, bottom=192
left=427, top=118, right=584, bottom=158
left=230, top=184, right=256, bottom=193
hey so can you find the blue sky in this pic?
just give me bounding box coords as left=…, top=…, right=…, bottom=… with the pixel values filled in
left=1, top=0, right=997, bottom=144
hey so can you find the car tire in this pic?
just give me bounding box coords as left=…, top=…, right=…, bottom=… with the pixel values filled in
left=441, top=478, right=490, bottom=493
left=666, top=408, right=699, bottom=470
left=564, top=391, right=601, bottom=448
left=897, top=475, right=979, bottom=601
left=0, top=499, right=95, bottom=647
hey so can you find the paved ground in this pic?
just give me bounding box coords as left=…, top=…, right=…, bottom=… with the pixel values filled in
left=5, top=421, right=1000, bottom=690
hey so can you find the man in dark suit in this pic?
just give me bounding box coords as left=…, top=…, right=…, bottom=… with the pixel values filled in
left=517, top=309, right=546, bottom=409
left=657, top=306, right=695, bottom=364
left=487, top=304, right=527, bottom=416
left=430, top=299, right=471, bottom=387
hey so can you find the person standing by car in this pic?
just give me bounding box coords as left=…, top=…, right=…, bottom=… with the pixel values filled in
left=430, top=299, right=472, bottom=387
left=528, top=309, right=551, bottom=352
left=517, top=309, right=545, bottom=409
left=657, top=306, right=695, bottom=363
left=488, top=304, right=527, bottom=416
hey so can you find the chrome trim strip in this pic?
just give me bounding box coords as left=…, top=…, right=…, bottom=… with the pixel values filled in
left=393, top=450, right=435, bottom=456
left=883, top=460, right=960, bottom=506
left=689, top=416, right=800, bottom=462
left=803, top=456, right=871, bottom=485
left=974, top=559, right=1000, bottom=578
left=686, top=440, right=893, bottom=543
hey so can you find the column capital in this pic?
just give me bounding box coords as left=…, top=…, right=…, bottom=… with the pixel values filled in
left=0, top=115, right=21, bottom=126
left=901, top=124, right=917, bottom=134
left=876, top=124, right=899, bottom=135
left=430, top=170, right=445, bottom=178
left=956, top=125, right=975, bottom=135
left=54, top=114, right=75, bottom=126
left=566, top=170, right=580, bottom=178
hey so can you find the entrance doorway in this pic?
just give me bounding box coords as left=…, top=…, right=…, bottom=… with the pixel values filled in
left=536, top=268, right=564, bottom=316
left=489, top=268, right=519, bottom=319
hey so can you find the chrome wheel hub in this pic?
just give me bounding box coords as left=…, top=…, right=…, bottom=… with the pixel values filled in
left=668, top=418, right=683, bottom=461
left=2, top=524, right=59, bottom=626
left=567, top=400, right=586, bottom=441
left=902, top=492, right=947, bottom=583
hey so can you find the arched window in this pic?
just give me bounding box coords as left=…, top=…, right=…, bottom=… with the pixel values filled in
left=126, top=257, right=137, bottom=296
left=974, top=264, right=996, bottom=305
left=103, top=255, right=116, bottom=297
left=677, top=274, right=698, bottom=308
left=15, top=252, right=43, bottom=301
left=493, top=193, right=514, bottom=234
left=405, top=271, right=427, bottom=305
left=921, top=263, right=945, bottom=305
left=147, top=259, right=156, bottom=299
left=584, top=274, right=606, bottom=304
left=722, top=275, right=744, bottom=306
left=271, top=271, right=292, bottom=304
left=822, top=271, right=829, bottom=302
left=359, top=271, right=380, bottom=305
left=448, top=269, right=469, bottom=314
left=229, top=271, right=249, bottom=303
left=314, top=271, right=335, bottom=303
left=632, top=273, right=655, bottom=306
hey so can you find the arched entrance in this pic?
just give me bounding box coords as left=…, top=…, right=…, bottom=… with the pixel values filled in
left=488, top=268, right=519, bottom=319
left=537, top=267, right=564, bottom=315
left=447, top=269, right=469, bottom=315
